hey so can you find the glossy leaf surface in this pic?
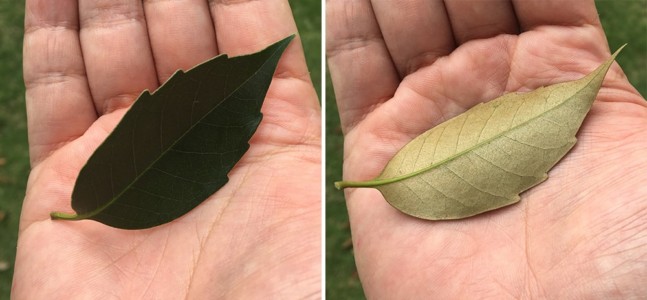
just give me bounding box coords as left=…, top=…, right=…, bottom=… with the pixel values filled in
left=336, top=46, right=624, bottom=220
left=51, top=35, right=294, bottom=229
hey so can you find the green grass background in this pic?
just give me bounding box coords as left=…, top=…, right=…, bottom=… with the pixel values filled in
left=0, top=0, right=29, bottom=297
left=0, top=1, right=319, bottom=297
left=325, top=1, right=646, bottom=299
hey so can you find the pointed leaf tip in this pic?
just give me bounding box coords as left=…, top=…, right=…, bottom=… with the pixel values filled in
left=612, top=43, right=627, bottom=58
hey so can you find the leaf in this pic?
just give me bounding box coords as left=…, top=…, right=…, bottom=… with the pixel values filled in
left=51, top=35, right=295, bottom=229
left=335, top=45, right=625, bottom=220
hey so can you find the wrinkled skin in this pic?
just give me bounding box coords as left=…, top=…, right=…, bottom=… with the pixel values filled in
left=327, top=0, right=646, bottom=299
left=14, top=0, right=320, bottom=298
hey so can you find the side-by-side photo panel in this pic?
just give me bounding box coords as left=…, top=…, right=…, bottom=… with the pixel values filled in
left=5, top=0, right=321, bottom=299
left=326, top=0, right=646, bottom=299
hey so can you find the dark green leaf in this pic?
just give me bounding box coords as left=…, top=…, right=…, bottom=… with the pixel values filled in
left=51, top=35, right=295, bottom=229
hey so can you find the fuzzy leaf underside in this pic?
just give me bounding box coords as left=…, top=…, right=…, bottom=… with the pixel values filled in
left=337, top=45, right=624, bottom=220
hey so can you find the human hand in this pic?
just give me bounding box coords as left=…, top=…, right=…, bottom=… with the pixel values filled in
left=327, top=0, right=646, bottom=298
left=14, top=0, right=320, bottom=298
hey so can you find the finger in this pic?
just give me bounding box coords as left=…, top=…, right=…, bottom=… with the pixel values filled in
left=370, top=0, right=455, bottom=78
left=208, top=0, right=308, bottom=81
left=445, top=0, right=519, bottom=45
left=79, top=0, right=159, bottom=115
left=24, top=0, right=97, bottom=166
left=143, top=0, right=218, bottom=83
left=205, top=0, right=320, bottom=148
left=326, top=0, right=399, bottom=132
left=513, top=0, right=601, bottom=31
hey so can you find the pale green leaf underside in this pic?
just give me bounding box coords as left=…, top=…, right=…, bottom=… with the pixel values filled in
left=336, top=45, right=625, bottom=220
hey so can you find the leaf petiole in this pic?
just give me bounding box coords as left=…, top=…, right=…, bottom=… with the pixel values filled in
left=335, top=178, right=398, bottom=190
left=50, top=211, right=81, bottom=220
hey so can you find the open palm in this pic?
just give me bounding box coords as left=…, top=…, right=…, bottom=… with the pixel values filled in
left=328, top=0, right=646, bottom=298
left=14, top=0, right=320, bottom=298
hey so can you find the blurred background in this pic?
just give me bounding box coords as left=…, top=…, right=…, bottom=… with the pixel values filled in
left=0, top=0, right=28, bottom=296
left=0, top=1, right=319, bottom=297
left=325, top=1, right=646, bottom=299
